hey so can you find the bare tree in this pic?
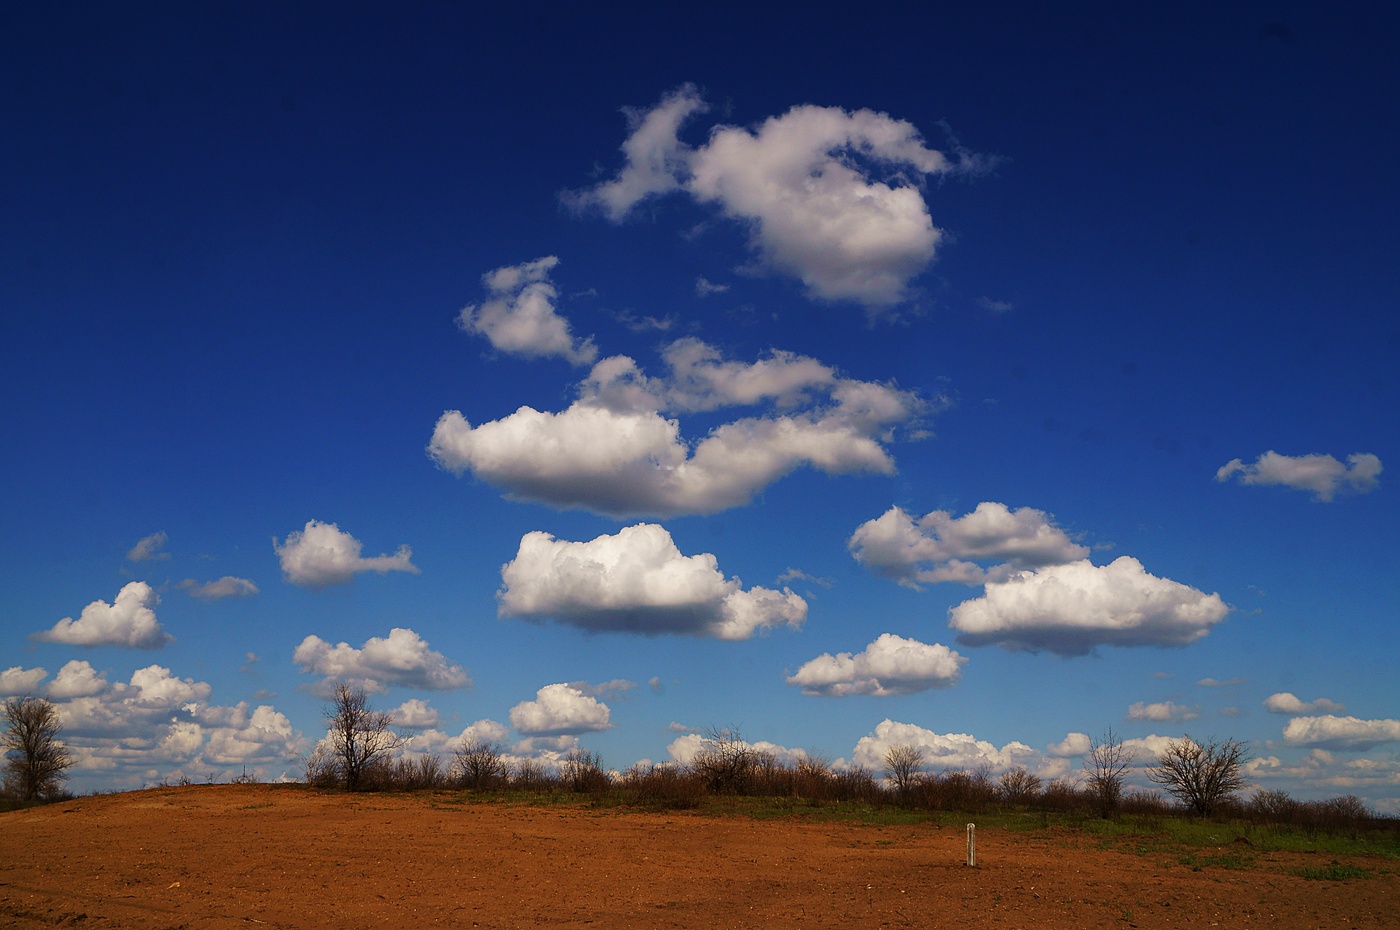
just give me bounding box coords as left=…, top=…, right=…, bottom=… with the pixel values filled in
left=692, top=726, right=759, bottom=795
left=1147, top=736, right=1249, bottom=817
left=3, top=696, right=74, bottom=802
left=997, top=766, right=1043, bottom=805
left=322, top=683, right=407, bottom=791
left=1085, top=729, right=1132, bottom=817
left=453, top=737, right=506, bottom=790
left=883, top=743, right=926, bottom=803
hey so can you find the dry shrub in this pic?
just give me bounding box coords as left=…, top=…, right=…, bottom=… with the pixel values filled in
left=303, top=744, right=341, bottom=789
left=830, top=765, right=878, bottom=803
left=621, top=763, right=704, bottom=809
left=792, top=755, right=834, bottom=801
left=917, top=767, right=996, bottom=813
left=1040, top=778, right=1089, bottom=813
left=453, top=738, right=506, bottom=791
left=1250, top=788, right=1300, bottom=822
left=1121, top=787, right=1171, bottom=816
left=691, top=728, right=764, bottom=795
left=390, top=754, right=447, bottom=791
left=509, top=758, right=551, bottom=792
left=997, top=766, right=1043, bottom=806
left=561, top=749, right=610, bottom=794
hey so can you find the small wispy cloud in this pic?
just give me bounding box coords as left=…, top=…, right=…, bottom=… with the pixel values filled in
left=127, top=532, right=171, bottom=562
left=695, top=276, right=729, bottom=297
left=1216, top=451, right=1382, bottom=501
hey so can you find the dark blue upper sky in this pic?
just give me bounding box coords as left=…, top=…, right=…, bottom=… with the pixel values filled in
left=3, top=2, right=1397, bottom=804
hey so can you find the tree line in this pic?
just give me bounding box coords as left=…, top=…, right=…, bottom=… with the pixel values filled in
left=2, top=688, right=1385, bottom=834
left=300, top=688, right=1379, bottom=831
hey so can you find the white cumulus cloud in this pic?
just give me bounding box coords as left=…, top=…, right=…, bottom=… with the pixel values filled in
left=665, top=732, right=808, bottom=768
left=1264, top=692, right=1346, bottom=715
left=1281, top=715, right=1400, bottom=750
left=947, top=557, right=1228, bottom=656
left=568, top=85, right=983, bottom=308
left=429, top=340, right=925, bottom=517
left=127, top=665, right=213, bottom=710
left=178, top=576, right=260, bottom=600
left=509, top=683, right=612, bottom=736
left=1126, top=701, right=1199, bottom=723
left=457, top=256, right=597, bottom=365
left=1215, top=450, right=1382, bottom=501
left=393, top=698, right=441, bottom=730
left=200, top=704, right=302, bottom=766
left=47, top=660, right=109, bottom=699
left=0, top=665, right=48, bottom=696
left=849, top=502, right=1088, bottom=588
left=498, top=523, right=805, bottom=640
left=274, top=520, right=419, bottom=589
left=787, top=633, right=966, bottom=696
left=31, top=581, right=173, bottom=648
left=850, top=719, right=1037, bottom=775
left=405, top=719, right=510, bottom=757
left=39, top=663, right=308, bottom=787
left=292, top=627, right=470, bottom=694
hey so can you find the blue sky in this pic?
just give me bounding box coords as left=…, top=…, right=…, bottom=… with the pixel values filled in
left=3, top=3, right=1397, bottom=808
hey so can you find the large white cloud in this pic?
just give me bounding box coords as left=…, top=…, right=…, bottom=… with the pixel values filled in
left=292, top=627, right=471, bottom=694
left=31, top=581, right=173, bottom=649
left=1264, top=692, right=1346, bottom=715
left=498, top=524, right=806, bottom=640
left=274, top=520, right=419, bottom=589
left=568, top=85, right=981, bottom=307
left=457, top=256, right=597, bottom=365
left=849, top=719, right=1037, bottom=775
left=509, top=683, right=612, bottom=736
left=430, top=340, right=925, bottom=517
left=1216, top=451, right=1382, bottom=501
left=849, top=502, right=1088, bottom=587
left=1282, top=715, right=1400, bottom=751
left=947, top=557, right=1228, bottom=655
left=787, top=633, right=966, bottom=696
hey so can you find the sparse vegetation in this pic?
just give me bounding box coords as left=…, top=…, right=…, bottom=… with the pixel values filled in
left=1293, top=861, right=1370, bottom=881
left=274, top=717, right=1395, bottom=862
left=1085, top=729, right=1132, bottom=818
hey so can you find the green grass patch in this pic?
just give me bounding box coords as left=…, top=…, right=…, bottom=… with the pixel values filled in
left=1293, top=861, right=1370, bottom=881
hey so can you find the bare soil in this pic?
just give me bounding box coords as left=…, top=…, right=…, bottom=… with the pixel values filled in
left=1, top=784, right=1395, bottom=928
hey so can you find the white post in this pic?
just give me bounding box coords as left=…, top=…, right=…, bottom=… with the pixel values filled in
left=966, top=822, right=976, bottom=867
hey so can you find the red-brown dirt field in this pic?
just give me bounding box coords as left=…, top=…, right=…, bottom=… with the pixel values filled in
left=1, top=784, right=1395, bottom=928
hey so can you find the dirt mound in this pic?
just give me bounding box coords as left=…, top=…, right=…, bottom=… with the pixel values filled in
left=1, top=784, right=1394, bottom=928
